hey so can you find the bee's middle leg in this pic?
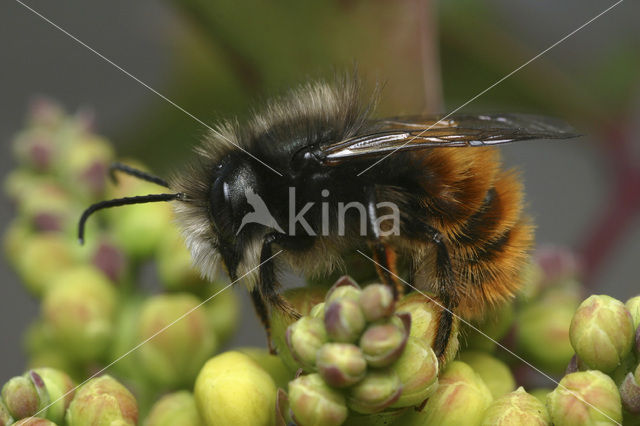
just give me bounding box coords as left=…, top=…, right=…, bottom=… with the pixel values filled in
left=365, top=187, right=404, bottom=299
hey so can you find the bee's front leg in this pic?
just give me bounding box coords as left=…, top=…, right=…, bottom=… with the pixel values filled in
left=257, top=232, right=305, bottom=354
left=365, top=187, right=404, bottom=299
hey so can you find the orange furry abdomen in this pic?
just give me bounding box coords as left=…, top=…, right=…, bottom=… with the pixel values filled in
left=413, top=147, right=534, bottom=319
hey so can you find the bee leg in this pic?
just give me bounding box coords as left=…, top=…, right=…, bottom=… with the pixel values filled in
left=258, top=232, right=306, bottom=353
left=423, top=226, right=459, bottom=360
left=366, top=187, right=404, bottom=299
left=249, top=287, right=277, bottom=354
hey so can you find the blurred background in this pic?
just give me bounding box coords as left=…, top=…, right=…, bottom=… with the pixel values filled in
left=1, top=0, right=639, bottom=388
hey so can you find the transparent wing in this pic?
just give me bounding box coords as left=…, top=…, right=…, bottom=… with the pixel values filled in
left=320, top=113, right=579, bottom=165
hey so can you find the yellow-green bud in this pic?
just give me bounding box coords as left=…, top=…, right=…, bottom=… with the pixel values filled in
left=390, top=336, right=438, bottom=408
left=535, top=245, right=580, bottom=285
left=42, top=266, right=116, bottom=361
left=195, top=352, right=276, bottom=426
left=205, top=282, right=240, bottom=345
left=1, top=374, right=44, bottom=420
left=136, top=293, right=217, bottom=388
left=347, top=369, right=403, bottom=414
left=66, top=375, right=138, bottom=426
left=458, top=351, right=515, bottom=399
left=625, top=296, right=640, bottom=331
left=359, top=320, right=408, bottom=368
left=359, top=284, right=394, bottom=322
left=316, top=343, right=367, bottom=388
left=156, top=227, right=208, bottom=291
left=516, top=298, right=575, bottom=374
left=325, top=276, right=362, bottom=305
left=18, top=234, right=76, bottom=296
left=12, top=127, right=57, bottom=172
left=32, top=368, right=75, bottom=424
left=0, top=401, right=12, bottom=426
left=110, top=182, right=174, bottom=258
left=13, top=418, right=57, bottom=426
left=462, top=303, right=513, bottom=352
left=62, top=136, right=114, bottom=199
left=569, top=295, right=635, bottom=373
left=286, top=316, right=328, bottom=370
left=396, top=292, right=459, bottom=366
left=145, top=391, right=202, bottom=426
left=237, top=347, right=293, bottom=390
left=530, top=388, right=552, bottom=405
left=412, top=361, right=493, bottom=426
left=325, top=299, right=366, bottom=343
left=620, top=369, right=640, bottom=414
left=547, top=370, right=622, bottom=425
left=310, top=302, right=325, bottom=319
left=481, top=387, right=550, bottom=425
left=289, top=373, right=348, bottom=426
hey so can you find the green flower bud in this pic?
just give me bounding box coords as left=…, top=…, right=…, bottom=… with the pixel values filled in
left=13, top=418, right=57, bottom=426
left=12, top=127, right=57, bottom=172
left=347, top=369, right=403, bottom=414
left=410, top=361, right=493, bottom=426
left=396, top=292, right=459, bottom=366
left=535, top=245, right=580, bottom=286
left=325, top=299, right=366, bottom=343
left=3, top=219, right=32, bottom=269
left=66, top=375, right=138, bottom=426
left=289, top=373, right=348, bottom=426
left=237, top=347, right=293, bottom=390
left=286, top=316, right=328, bottom=370
left=42, top=266, right=116, bottom=361
left=27, top=97, right=65, bottom=128
left=316, top=343, right=367, bottom=387
left=626, top=296, right=640, bottom=331
left=145, top=391, right=202, bottom=426
left=462, top=303, right=513, bottom=352
left=18, top=183, right=72, bottom=234
left=1, top=374, right=44, bottom=420
left=389, top=336, right=438, bottom=408
left=109, top=182, right=174, bottom=258
left=530, top=388, right=552, bottom=405
left=547, top=370, right=622, bottom=425
left=156, top=227, right=208, bottom=291
left=516, top=298, right=575, bottom=374
left=515, top=259, right=545, bottom=303
left=136, top=293, right=217, bottom=388
left=325, top=276, right=362, bottom=305
left=458, top=351, right=515, bottom=399
left=359, top=284, right=394, bottom=322
left=271, top=286, right=329, bottom=371
left=62, top=136, right=114, bottom=199
left=32, top=368, right=75, bottom=424
left=195, top=352, right=276, bottom=426
left=18, top=234, right=77, bottom=296
left=481, top=387, right=550, bottom=425
left=570, top=295, right=635, bottom=373
left=310, top=302, right=325, bottom=319
left=91, top=237, right=128, bottom=284
left=620, top=370, right=640, bottom=414
left=204, top=282, right=240, bottom=345
left=359, top=319, right=408, bottom=368
left=0, top=401, right=13, bottom=426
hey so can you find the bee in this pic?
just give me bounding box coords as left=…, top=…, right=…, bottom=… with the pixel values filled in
left=78, top=77, right=576, bottom=358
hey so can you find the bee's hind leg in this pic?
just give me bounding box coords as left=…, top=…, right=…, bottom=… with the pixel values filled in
left=365, top=187, right=404, bottom=299
left=420, top=225, right=459, bottom=361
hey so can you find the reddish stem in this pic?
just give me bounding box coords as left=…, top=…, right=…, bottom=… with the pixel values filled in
left=578, top=125, right=640, bottom=285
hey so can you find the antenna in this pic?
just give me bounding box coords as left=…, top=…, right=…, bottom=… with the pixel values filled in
left=78, top=193, right=185, bottom=244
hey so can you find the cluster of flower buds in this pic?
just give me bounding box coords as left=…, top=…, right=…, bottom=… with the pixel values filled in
left=282, top=277, right=449, bottom=425
left=0, top=368, right=74, bottom=425
left=3, top=98, right=241, bottom=417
